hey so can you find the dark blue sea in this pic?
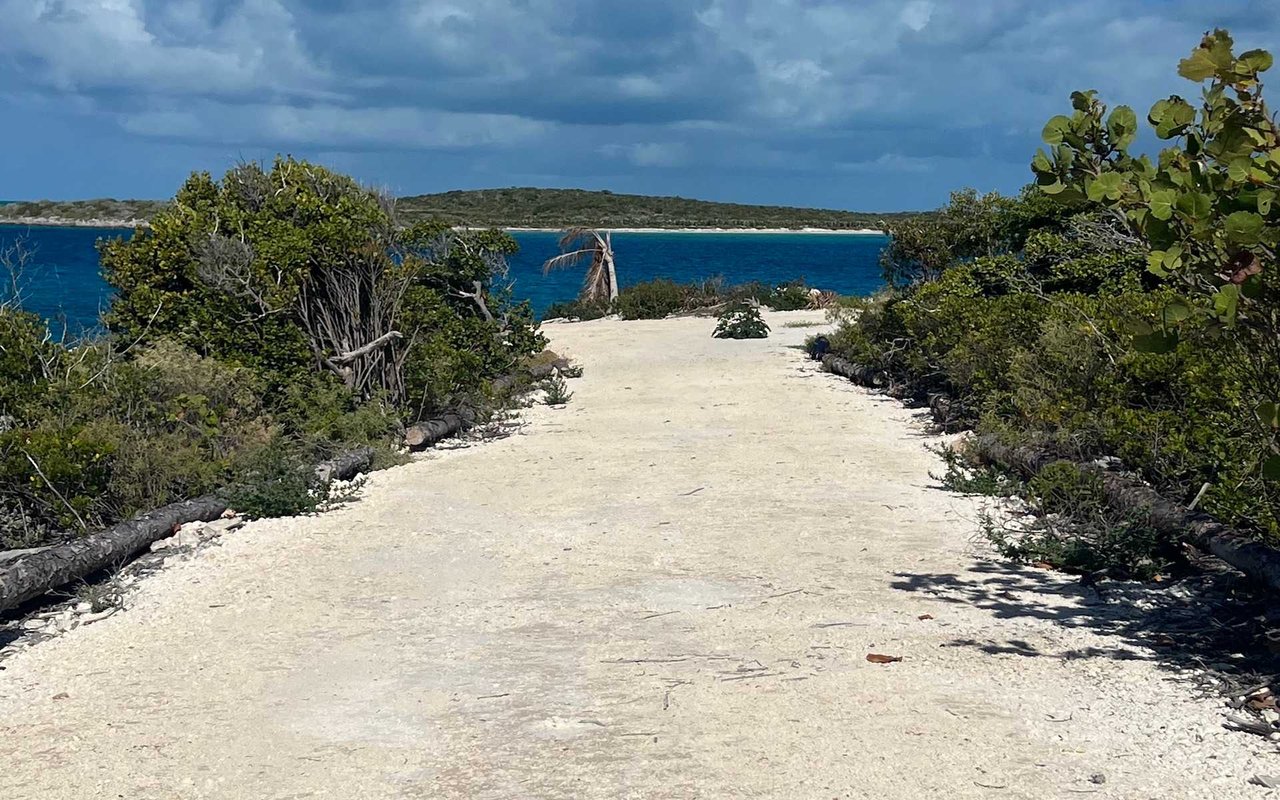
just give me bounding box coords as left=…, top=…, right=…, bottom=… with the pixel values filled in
left=0, top=224, right=887, bottom=331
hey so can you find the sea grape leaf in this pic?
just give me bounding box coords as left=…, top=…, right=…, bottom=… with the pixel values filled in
left=1179, top=49, right=1220, bottom=82
left=1239, top=49, right=1274, bottom=74
left=866, top=653, right=903, bottom=664
left=1162, top=301, right=1192, bottom=325
left=1225, top=211, right=1264, bottom=244
left=1257, top=402, right=1280, bottom=430
left=1149, top=189, right=1176, bottom=220
left=1107, top=106, right=1138, bottom=147
left=1175, top=191, right=1212, bottom=219
left=1042, top=115, right=1072, bottom=145
left=1264, top=455, right=1280, bottom=482
left=1214, top=284, right=1240, bottom=321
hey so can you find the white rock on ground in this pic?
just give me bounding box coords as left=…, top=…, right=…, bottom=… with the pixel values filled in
left=0, top=310, right=1272, bottom=799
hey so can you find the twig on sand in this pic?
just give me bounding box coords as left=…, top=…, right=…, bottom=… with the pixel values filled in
left=766, top=588, right=804, bottom=599
left=720, top=671, right=784, bottom=682
left=641, top=610, right=681, bottom=621
left=679, top=487, right=705, bottom=496
left=602, top=657, right=691, bottom=664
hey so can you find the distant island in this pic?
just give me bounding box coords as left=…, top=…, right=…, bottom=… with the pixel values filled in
left=0, top=188, right=915, bottom=231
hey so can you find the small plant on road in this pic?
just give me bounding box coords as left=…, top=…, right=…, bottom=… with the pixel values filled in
left=543, top=374, right=573, bottom=405
left=713, top=302, right=770, bottom=339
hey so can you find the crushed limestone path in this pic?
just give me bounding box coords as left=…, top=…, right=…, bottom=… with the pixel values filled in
left=0, top=311, right=1269, bottom=799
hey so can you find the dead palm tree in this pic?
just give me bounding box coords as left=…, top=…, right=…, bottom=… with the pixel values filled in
left=542, top=227, right=618, bottom=305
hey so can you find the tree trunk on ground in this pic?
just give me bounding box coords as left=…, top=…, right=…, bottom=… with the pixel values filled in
left=971, top=435, right=1280, bottom=593
left=0, top=496, right=228, bottom=613
left=404, top=412, right=471, bottom=450
left=314, top=448, right=376, bottom=485
left=605, top=232, right=619, bottom=301
left=820, top=354, right=884, bottom=387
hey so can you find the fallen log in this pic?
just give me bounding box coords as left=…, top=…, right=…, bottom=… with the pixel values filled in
left=314, top=447, right=376, bottom=484
left=404, top=411, right=471, bottom=450
left=971, top=435, right=1280, bottom=594
left=0, top=495, right=227, bottom=614
left=820, top=354, right=884, bottom=387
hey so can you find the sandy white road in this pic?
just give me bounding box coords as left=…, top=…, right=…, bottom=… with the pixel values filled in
left=0, top=311, right=1267, bottom=799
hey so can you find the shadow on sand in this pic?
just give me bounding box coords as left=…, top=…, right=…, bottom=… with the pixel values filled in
left=891, top=558, right=1280, bottom=693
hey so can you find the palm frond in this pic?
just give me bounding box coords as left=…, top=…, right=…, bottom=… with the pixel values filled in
left=542, top=248, right=596, bottom=275
left=558, top=227, right=605, bottom=251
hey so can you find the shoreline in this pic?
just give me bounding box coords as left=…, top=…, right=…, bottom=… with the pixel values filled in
left=0, top=216, right=146, bottom=230
left=2, top=217, right=885, bottom=235
left=504, top=226, right=886, bottom=235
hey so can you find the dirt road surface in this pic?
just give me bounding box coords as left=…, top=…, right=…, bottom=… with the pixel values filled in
left=0, top=311, right=1269, bottom=798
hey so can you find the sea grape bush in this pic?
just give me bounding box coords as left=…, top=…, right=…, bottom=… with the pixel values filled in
left=822, top=29, right=1280, bottom=571
left=1031, top=29, right=1280, bottom=481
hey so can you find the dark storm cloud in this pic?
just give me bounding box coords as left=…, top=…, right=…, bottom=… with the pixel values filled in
left=1, top=0, right=1278, bottom=208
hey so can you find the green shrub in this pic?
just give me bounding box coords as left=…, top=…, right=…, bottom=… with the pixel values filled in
left=615, top=279, right=698, bottom=319
left=764, top=281, right=814, bottom=311
left=983, top=461, right=1171, bottom=578
left=102, top=157, right=543, bottom=411
left=542, top=299, right=609, bottom=321
left=542, top=374, right=573, bottom=405
left=223, top=439, right=327, bottom=520
left=827, top=174, right=1280, bottom=573
left=713, top=302, right=770, bottom=339
left=728, top=280, right=814, bottom=310
left=1, top=157, right=549, bottom=546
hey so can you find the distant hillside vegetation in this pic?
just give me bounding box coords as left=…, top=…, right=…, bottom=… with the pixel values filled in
left=0, top=188, right=913, bottom=230
left=0, top=198, right=167, bottom=226
left=396, top=188, right=904, bottom=229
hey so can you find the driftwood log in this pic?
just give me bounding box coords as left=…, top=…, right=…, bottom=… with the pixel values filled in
left=820, top=354, right=884, bottom=387
left=972, top=435, right=1280, bottom=594
left=0, top=447, right=381, bottom=614
left=404, top=411, right=472, bottom=450
left=0, top=495, right=227, bottom=613
left=314, top=447, right=376, bottom=484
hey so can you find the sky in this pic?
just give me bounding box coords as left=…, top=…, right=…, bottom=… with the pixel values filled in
left=1, top=1, right=1278, bottom=211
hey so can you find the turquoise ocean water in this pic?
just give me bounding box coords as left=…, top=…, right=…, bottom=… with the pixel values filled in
left=0, top=224, right=888, bottom=331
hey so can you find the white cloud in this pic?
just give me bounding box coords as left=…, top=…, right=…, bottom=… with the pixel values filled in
left=900, top=1, right=934, bottom=32
left=0, top=0, right=328, bottom=98
left=119, top=102, right=548, bottom=150
left=598, top=141, right=689, bottom=167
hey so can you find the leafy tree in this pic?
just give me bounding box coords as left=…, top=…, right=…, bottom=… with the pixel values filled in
left=101, top=157, right=542, bottom=417
left=1030, top=28, right=1280, bottom=478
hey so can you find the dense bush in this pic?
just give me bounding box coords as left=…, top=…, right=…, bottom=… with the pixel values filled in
left=713, top=302, right=770, bottom=339
left=102, top=158, right=543, bottom=412
left=1, top=158, right=547, bottom=548
left=542, top=299, right=610, bottom=321
left=544, top=277, right=828, bottom=321
left=823, top=41, right=1280, bottom=573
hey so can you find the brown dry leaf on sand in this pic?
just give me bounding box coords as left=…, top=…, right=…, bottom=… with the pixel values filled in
left=866, top=653, right=903, bottom=664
